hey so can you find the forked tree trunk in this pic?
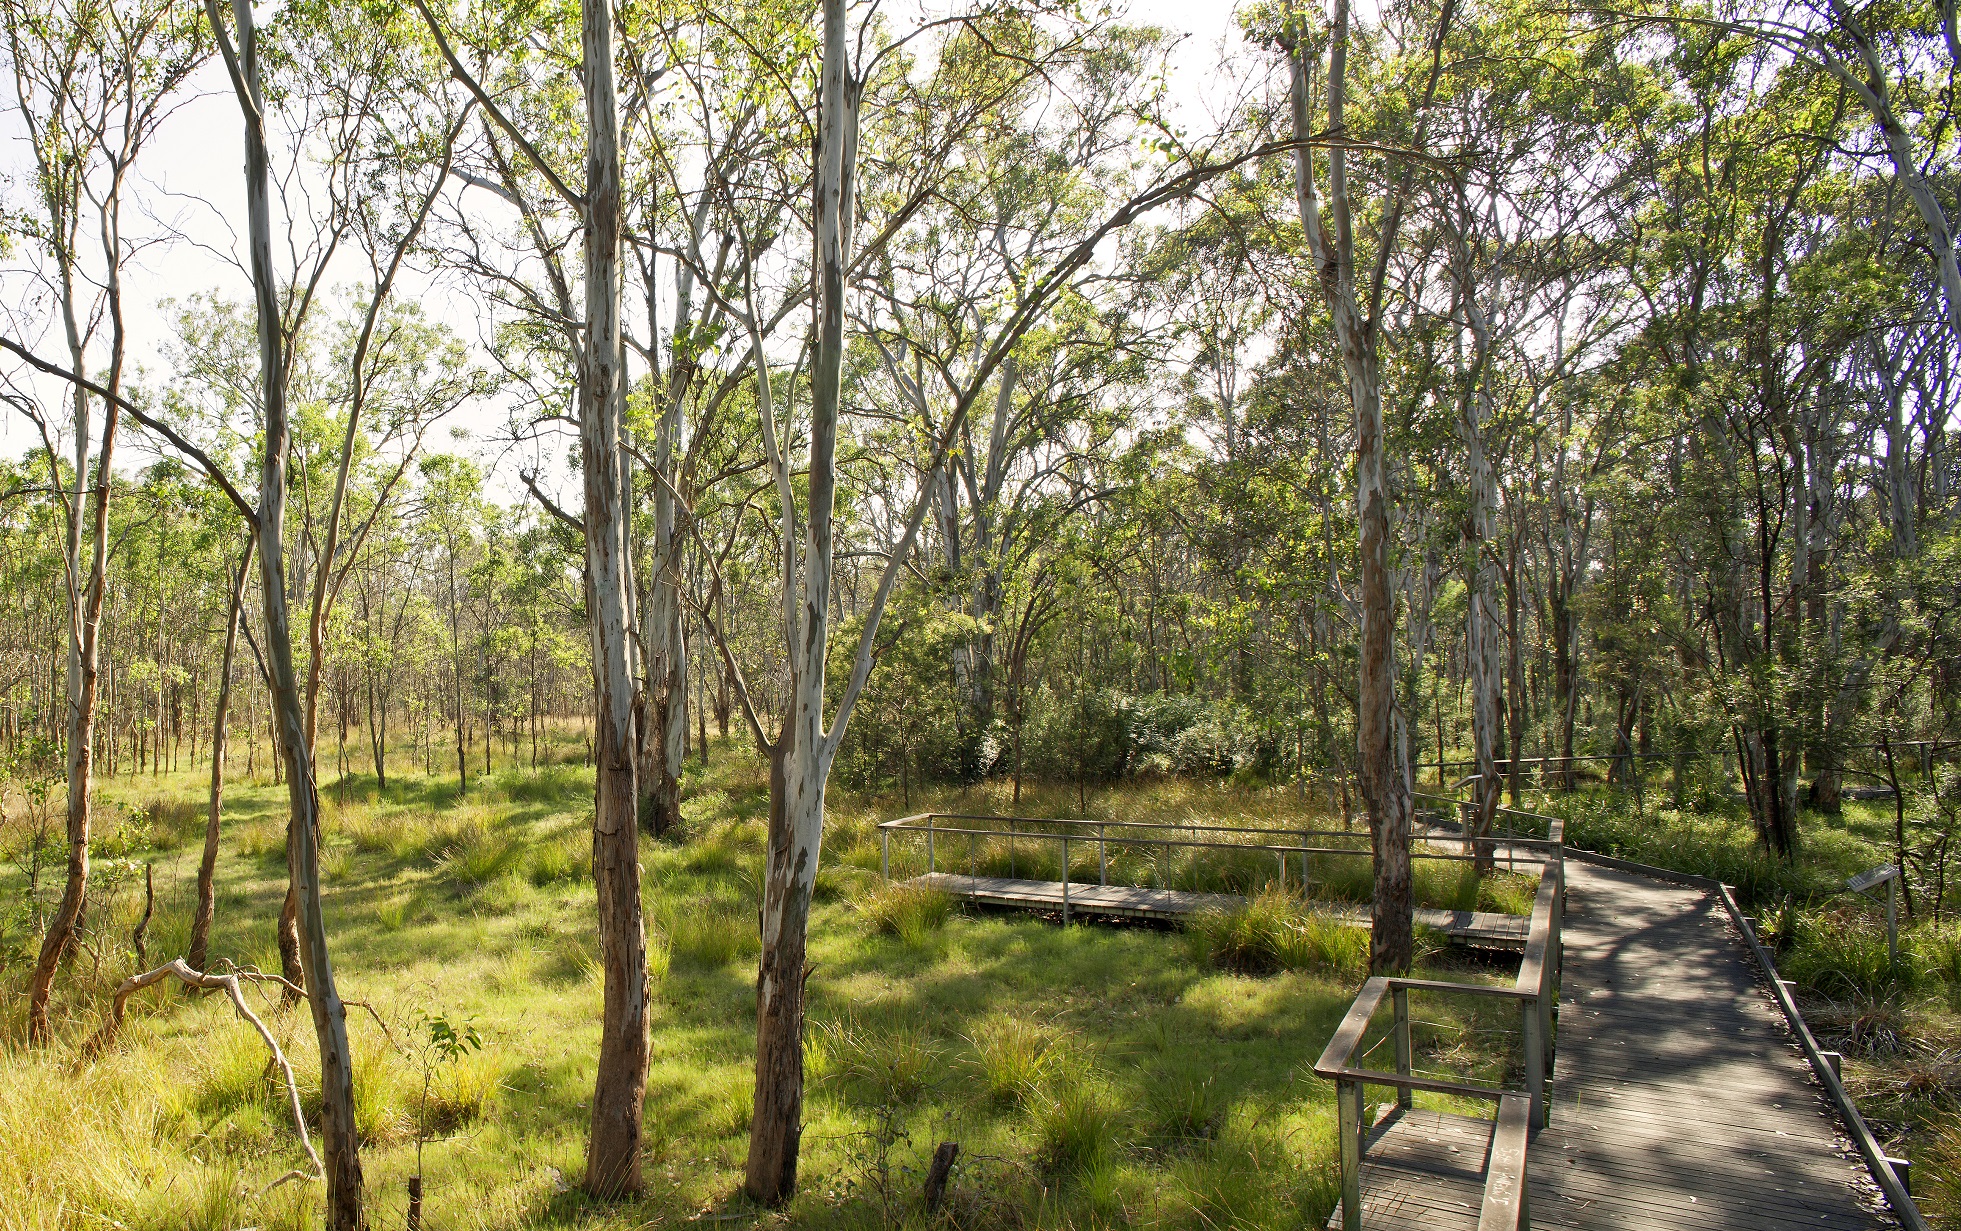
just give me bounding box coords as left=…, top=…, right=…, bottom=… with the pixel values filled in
left=1287, top=13, right=1412, bottom=972
left=578, top=0, right=649, bottom=1197
left=207, top=1, right=362, bottom=1223
left=24, top=114, right=131, bottom=1041
left=190, top=532, right=253, bottom=972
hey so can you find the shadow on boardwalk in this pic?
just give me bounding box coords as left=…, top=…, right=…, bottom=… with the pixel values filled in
left=1345, top=860, right=1895, bottom=1230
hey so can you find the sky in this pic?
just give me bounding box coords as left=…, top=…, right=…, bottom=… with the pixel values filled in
left=0, top=0, right=1254, bottom=497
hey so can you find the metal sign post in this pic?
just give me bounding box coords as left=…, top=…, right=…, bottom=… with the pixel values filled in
left=1846, top=864, right=1901, bottom=970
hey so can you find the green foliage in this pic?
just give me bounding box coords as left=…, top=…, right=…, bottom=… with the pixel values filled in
left=1185, top=891, right=1370, bottom=978
left=816, top=1016, right=938, bottom=1109
left=1549, top=793, right=1813, bottom=906
left=855, top=880, right=954, bottom=944
left=1032, top=1080, right=1119, bottom=1174
left=967, top=1015, right=1068, bottom=1107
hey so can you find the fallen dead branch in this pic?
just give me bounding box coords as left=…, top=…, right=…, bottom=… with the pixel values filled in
left=82, top=956, right=322, bottom=1188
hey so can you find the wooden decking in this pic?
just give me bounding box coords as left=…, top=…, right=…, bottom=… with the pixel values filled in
left=910, top=872, right=1533, bottom=946
left=1337, top=859, right=1893, bottom=1230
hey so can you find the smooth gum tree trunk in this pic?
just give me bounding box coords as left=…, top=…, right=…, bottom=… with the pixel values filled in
left=578, top=0, right=649, bottom=1197
left=747, top=0, right=855, bottom=1199
left=1458, top=313, right=1503, bottom=871
left=207, top=0, right=363, bottom=1222
left=25, top=317, right=117, bottom=1042
left=1287, top=13, right=1412, bottom=972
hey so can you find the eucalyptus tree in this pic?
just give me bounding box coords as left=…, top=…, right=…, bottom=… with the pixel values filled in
left=1276, top=0, right=1458, bottom=972
left=0, top=0, right=207, bottom=1042
left=412, top=0, right=656, bottom=1194
left=200, top=0, right=373, bottom=1218
left=689, top=1, right=1329, bottom=1198
left=858, top=23, right=1172, bottom=744
left=1421, top=6, right=1636, bottom=850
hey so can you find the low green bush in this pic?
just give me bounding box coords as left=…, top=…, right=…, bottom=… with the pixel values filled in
left=816, top=1016, right=937, bottom=1108
left=1031, top=1080, right=1117, bottom=1173
left=967, top=1016, right=1066, bottom=1106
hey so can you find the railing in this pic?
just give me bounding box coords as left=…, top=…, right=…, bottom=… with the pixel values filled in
left=875, top=812, right=1563, bottom=922
left=1313, top=829, right=1563, bottom=1231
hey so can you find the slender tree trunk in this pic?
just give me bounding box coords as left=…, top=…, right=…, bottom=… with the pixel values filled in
left=208, top=2, right=362, bottom=1222
left=1457, top=300, right=1503, bottom=872
left=190, top=533, right=253, bottom=972
left=1286, top=16, right=1412, bottom=972
left=748, top=0, right=855, bottom=1198
left=24, top=131, right=130, bottom=1041
left=1504, top=531, right=1525, bottom=806
left=578, top=0, right=649, bottom=1196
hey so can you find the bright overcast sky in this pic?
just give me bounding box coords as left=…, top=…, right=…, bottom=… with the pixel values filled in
left=0, top=0, right=1253, bottom=491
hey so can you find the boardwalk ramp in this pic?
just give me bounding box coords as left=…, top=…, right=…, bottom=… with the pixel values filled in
left=1326, top=857, right=1895, bottom=1230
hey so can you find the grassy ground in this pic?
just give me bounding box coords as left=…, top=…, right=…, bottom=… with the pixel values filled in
left=0, top=737, right=1534, bottom=1231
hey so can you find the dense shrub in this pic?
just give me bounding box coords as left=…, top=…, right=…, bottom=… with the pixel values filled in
left=1016, top=688, right=1278, bottom=783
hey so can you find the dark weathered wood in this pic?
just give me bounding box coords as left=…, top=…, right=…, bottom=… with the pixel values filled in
left=910, top=873, right=1531, bottom=944
left=922, top=1141, right=958, bottom=1212
left=1476, top=1095, right=1529, bottom=1231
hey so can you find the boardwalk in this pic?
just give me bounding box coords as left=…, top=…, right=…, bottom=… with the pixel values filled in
left=1338, top=859, right=1892, bottom=1230
left=911, top=872, right=1533, bottom=946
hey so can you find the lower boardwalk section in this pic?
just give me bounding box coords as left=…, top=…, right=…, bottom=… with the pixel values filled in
left=1331, top=860, right=1892, bottom=1230
left=910, top=873, right=1531, bottom=946
left=1326, top=1108, right=1494, bottom=1230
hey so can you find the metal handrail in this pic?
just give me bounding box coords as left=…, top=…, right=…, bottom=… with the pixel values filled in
left=876, top=812, right=1560, bottom=923
left=880, top=811, right=1562, bottom=847
left=1313, top=844, right=1563, bottom=1231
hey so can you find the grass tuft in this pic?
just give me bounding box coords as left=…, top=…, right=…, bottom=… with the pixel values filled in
left=967, top=1016, right=1066, bottom=1106
left=1031, top=1080, right=1117, bottom=1173
left=1186, top=891, right=1369, bottom=978
left=665, top=902, right=758, bottom=969
left=816, top=1016, right=937, bottom=1108
left=856, top=880, right=954, bottom=943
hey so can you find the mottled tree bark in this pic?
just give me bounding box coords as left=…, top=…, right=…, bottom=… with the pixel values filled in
left=1286, top=5, right=1422, bottom=972
left=747, top=1, right=855, bottom=1198
left=578, top=0, right=649, bottom=1196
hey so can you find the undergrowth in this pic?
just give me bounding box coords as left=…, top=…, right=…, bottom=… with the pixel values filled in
left=0, top=731, right=1532, bottom=1230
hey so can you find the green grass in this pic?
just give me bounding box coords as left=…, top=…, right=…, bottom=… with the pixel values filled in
left=0, top=730, right=1529, bottom=1230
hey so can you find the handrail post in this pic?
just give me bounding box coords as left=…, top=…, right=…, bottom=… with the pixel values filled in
left=1524, top=996, right=1545, bottom=1129
left=881, top=828, right=890, bottom=882
left=927, top=814, right=936, bottom=875
left=1009, top=818, right=1016, bottom=879
left=1099, top=822, right=1107, bottom=886
left=1393, top=985, right=1413, bottom=1110
left=1338, top=1077, right=1364, bottom=1231
left=1062, top=835, right=1072, bottom=924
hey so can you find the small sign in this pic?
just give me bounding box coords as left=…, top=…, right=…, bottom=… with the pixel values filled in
left=1846, top=864, right=1900, bottom=894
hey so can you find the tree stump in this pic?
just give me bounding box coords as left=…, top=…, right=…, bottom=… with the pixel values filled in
left=922, top=1140, right=959, bottom=1213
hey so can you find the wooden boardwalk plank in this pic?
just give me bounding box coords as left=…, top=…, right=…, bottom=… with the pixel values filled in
left=1330, top=859, right=1894, bottom=1230
left=1524, top=860, right=1892, bottom=1230
left=909, top=873, right=1532, bottom=944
